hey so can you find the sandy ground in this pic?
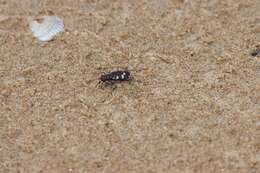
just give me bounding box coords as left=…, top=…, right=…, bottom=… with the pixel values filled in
left=0, top=0, right=260, bottom=172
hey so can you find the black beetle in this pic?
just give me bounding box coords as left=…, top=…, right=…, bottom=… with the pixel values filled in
left=251, top=49, right=260, bottom=57
left=99, top=70, right=131, bottom=86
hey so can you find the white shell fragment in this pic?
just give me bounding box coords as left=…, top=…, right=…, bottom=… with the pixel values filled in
left=29, top=16, right=64, bottom=42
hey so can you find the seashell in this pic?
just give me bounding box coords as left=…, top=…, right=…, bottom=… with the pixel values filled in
left=29, top=16, right=64, bottom=42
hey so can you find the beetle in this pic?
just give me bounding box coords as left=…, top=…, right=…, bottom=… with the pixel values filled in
left=99, top=70, right=131, bottom=86
left=251, top=49, right=260, bottom=57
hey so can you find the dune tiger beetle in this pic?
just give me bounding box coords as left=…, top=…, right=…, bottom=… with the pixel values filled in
left=98, top=70, right=132, bottom=87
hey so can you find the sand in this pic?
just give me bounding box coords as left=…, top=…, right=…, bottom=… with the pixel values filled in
left=0, top=0, right=259, bottom=172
